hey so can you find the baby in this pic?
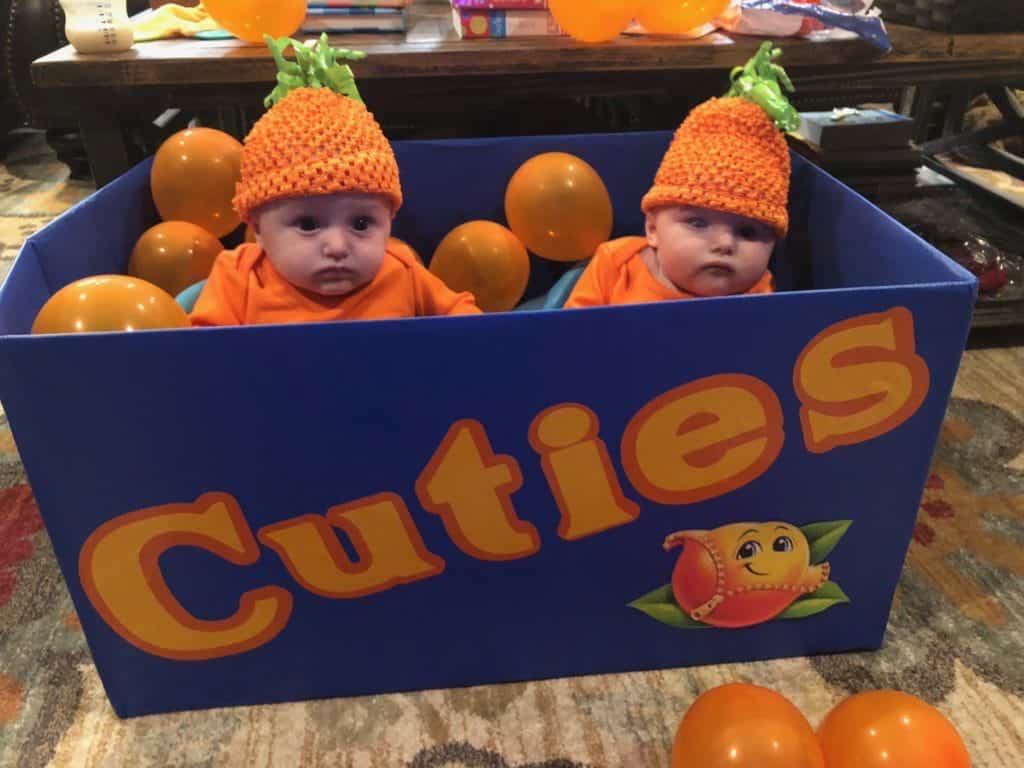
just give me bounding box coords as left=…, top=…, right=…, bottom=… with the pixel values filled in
left=565, top=97, right=789, bottom=308
left=190, top=40, right=479, bottom=326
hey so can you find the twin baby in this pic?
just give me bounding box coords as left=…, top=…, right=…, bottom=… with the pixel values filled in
left=189, top=82, right=789, bottom=327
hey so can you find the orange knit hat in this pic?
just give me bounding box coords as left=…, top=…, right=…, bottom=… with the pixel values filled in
left=233, top=87, right=402, bottom=222
left=641, top=97, right=791, bottom=238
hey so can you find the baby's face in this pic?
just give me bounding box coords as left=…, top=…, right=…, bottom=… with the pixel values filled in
left=253, top=193, right=392, bottom=297
left=645, top=205, right=775, bottom=297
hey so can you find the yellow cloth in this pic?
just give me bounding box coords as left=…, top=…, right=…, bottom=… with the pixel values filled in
left=132, top=3, right=220, bottom=41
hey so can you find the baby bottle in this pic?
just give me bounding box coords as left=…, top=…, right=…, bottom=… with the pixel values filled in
left=58, top=0, right=134, bottom=54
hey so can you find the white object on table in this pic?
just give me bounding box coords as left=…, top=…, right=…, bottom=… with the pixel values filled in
left=59, top=0, right=134, bottom=53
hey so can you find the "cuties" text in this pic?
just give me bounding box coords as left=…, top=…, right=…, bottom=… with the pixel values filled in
left=79, top=307, right=929, bottom=660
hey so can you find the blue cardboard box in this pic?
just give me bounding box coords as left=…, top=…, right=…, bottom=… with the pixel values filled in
left=0, top=131, right=976, bottom=717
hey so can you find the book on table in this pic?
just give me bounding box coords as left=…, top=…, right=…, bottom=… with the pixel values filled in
left=450, top=0, right=548, bottom=7
left=452, top=7, right=561, bottom=37
left=307, top=0, right=412, bottom=6
left=797, top=109, right=914, bottom=151
left=301, top=6, right=406, bottom=33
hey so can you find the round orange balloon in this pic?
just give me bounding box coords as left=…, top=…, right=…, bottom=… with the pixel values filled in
left=151, top=127, right=242, bottom=238
left=505, top=152, right=613, bottom=263
left=636, top=0, right=730, bottom=34
left=203, top=0, right=307, bottom=44
left=429, top=221, right=530, bottom=313
left=549, top=0, right=634, bottom=42
left=818, top=691, right=971, bottom=768
left=32, top=275, right=189, bottom=334
left=672, top=684, right=824, bottom=767
left=128, top=221, right=222, bottom=297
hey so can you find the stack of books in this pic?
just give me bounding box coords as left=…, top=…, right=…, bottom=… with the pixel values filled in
left=450, top=0, right=564, bottom=39
left=300, top=0, right=410, bottom=35
left=788, top=109, right=920, bottom=202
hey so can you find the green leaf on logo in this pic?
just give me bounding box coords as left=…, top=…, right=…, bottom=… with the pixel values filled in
left=630, top=584, right=675, bottom=607
left=627, top=585, right=711, bottom=630
left=777, top=581, right=851, bottom=620
left=800, top=520, right=853, bottom=564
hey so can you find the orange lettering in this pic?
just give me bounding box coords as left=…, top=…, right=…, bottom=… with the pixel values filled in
left=78, top=493, right=292, bottom=661
left=416, top=419, right=540, bottom=560
left=259, top=493, right=444, bottom=598
left=794, top=307, right=930, bottom=453
left=529, top=403, right=639, bottom=539
left=621, top=374, right=784, bottom=505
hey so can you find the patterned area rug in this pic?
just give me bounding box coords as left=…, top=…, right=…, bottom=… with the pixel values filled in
left=0, top=133, right=93, bottom=289
left=2, top=132, right=1024, bottom=767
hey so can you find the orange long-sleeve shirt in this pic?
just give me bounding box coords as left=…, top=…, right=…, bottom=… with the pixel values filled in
left=189, top=242, right=480, bottom=326
left=564, top=237, right=774, bottom=309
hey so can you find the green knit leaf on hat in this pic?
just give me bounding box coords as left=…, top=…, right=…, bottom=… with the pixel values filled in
left=725, top=41, right=800, bottom=132
left=264, top=33, right=367, bottom=109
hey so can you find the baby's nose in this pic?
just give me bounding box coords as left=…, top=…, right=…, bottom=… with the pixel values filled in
left=322, top=231, right=349, bottom=260
left=711, top=227, right=736, bottom=252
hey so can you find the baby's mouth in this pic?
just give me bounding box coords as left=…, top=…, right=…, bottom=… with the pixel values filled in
left=702, top=262, right=735, bottom=276
left=316, top=267, right=352, bottom=280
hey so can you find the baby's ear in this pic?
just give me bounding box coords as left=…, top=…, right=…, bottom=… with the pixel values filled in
left=644, top=211, right=659, bottom=248
left=249, top=216, right=263, bottom=246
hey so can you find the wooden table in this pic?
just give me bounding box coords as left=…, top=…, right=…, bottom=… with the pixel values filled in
left=30, top=22, right=1024, bottom=186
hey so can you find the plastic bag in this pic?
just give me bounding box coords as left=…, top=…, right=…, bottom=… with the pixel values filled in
left=719, top=0, right=891, bottom=51
left=884, top=192, right=1023, bottom=299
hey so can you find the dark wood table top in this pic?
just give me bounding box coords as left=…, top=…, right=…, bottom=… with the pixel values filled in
left=31, top=24, right=1024, bottom=89
left=27, top=17, right=1024, bottom=325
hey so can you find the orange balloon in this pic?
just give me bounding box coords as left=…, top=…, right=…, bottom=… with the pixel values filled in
left=128, top=221, right=222, bottom=297
left=672, top=684, right=824, bottom=767
left=505, top=152, right=613, bottom=263
left=549, top=0, right=634, bottom=42
left=429, top=221, right=530, bottom=313
left=32, top=275, right=189, bottom=334
left=818, top=691, right=971, bottom=768
left=151, top=128, right=242, bottom=238
left=203, top=0, right=307, bottom=43
left=636, top=0, right=730, bottom=34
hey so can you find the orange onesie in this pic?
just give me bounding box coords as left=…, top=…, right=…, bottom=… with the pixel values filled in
left=189, top=242, right=480, bottom=326
left=564, top=237, right=774, bottom=309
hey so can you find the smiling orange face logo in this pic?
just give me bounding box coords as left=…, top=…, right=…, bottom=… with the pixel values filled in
left=664, top=522, right=831, bottom=628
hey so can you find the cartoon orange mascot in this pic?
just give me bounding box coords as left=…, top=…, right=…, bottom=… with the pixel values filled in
left=665, top=522, right=830, bottom=628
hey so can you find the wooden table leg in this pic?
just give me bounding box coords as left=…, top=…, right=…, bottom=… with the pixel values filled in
left=908, top=83, right=937, bottom=144
left=941, top=83, right=973, bottom=137
left=78, top=113, right=132, bottom=188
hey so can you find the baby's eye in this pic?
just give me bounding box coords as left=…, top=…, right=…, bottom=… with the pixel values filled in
left=351, top=215, right=374, bottom=232
left=686, top=217, right=708, bottom=229
left=737, top=225, right=762, bottom=240
left=295, top=216, right=319, bottom=232
left=736, top=540, right=762, bottom=559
